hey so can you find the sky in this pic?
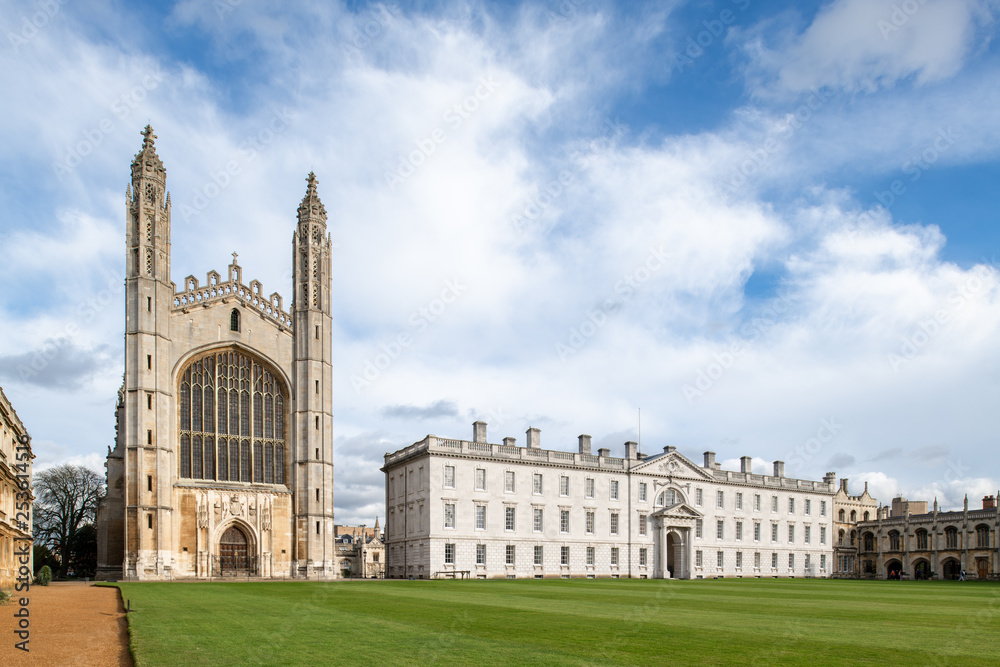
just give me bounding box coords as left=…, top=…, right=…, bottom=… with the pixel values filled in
left=1, top=0, right=999, bottom=525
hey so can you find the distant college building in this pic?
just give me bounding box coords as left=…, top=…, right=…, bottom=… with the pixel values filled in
left=96, top=127, right=337, bottom=580
left=857, top=495, right=998, bottom=580
left=831, top=479, right=878, bottom=578
left=382, top=422, right=838, bottom=579
left=1, top=387, right=33, bottom=593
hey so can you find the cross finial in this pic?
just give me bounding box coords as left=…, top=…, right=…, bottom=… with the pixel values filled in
left=141, top=124, right=156, bottom=147
left=231, top=251, right=238, bottom=264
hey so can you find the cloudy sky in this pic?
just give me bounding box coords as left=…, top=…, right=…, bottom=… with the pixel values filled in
left=2, top=0, right=999, bottom=524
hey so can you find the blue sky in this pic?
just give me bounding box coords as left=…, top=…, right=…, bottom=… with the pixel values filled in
left=2, top=0, right=1000, bottom=524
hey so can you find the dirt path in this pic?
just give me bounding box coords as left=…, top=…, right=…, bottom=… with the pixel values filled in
left=1, top=582, right=132, bottom=666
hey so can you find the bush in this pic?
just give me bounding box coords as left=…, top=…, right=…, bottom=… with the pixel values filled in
left=36, top=565, right=52, bottom=586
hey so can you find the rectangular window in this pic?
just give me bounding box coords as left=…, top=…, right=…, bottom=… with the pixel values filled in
left=771, top=496, right=778, bottom=513
left=557, top=545, right=570, bottom=566
left=771, top=524, right=778, bottom=542
left=444, top=465, right=455, bottom=489
left=505, top=506, right=516, bottom=531
left=717, top=551, right=724, bottom=568
left=475, top=505, right=486, bottom=530
left=736, top=493, right=743, bottom=510
left=147, top=354, right=152, bottom=370
left=586, top=511, right=595, bottom=534
left=754, top=494, right=761, bottom=511
left=147, top=514, right=153, bottom=529
left=504, top=471, right=515, bottom=493
left=805, top=499, right=811, bottom=515
left=147, top=393, right=152, bottom=410
left=586, top=546, right=595, bottom=566
left=506, top=545, right=515, bottom=565
left=476, top=544, right=486, bottom=565
left=772, top=552, right=778, bottom=569
left=820, top=526, right=826, bottom=544
left=695, top=519, right=703, bottom=539
left=611, top=547, right=619, bottom=566
left=789, top=553, right=795, bottom=570
left=444, top=503, right=455, bottom=529
left=610, top=480, right=619, bottom=501
left=474, top=468, right=486, bottom=491
left=788, top=498, right=795, bottom=514
left=820, top=554, right=826, bottom=570
left=560, top=475, right=569, bottom=496
left=717, top=490, right=724, bottom=509
left=560, top=510, right=570, bottom=533
left=695, top=488, right=703, bottom=506
left=736, top=551, right=743, bottom=568
left=532, top=473, right=543, bottom=495
left=788, top=525, right=795, bottom=543
left=315, top=379, right=319, bottom=394
left=754, top=552, right=761, bottom=569
left=444, top=543, right=455, bottom=564
left=695, top=550, right=703, bottom=567
left=534, top=545, right=543, bottom=566
left=820, top=500, right=827, bottom=517
left=717, top=520, right=724, bottom=540
left=147, top=429, right=152, bottom=445
left=147, top=475, right=152, bottom=492
left=804, top=525, right=811, bottom=544
left=639, top=514, right=647, bottom=537
left=753, top=522, right=761, bottom=541
left=585, top=478, right=595, bottom=498
left=638, top=482, right=647, bottom=502
left=736, top=521, right=743, bottom=541
left=610, top=512, right=619, bottom=536
left=533, top=507, right=543, bottom=532
left=639, top=548, right=647, bottom=566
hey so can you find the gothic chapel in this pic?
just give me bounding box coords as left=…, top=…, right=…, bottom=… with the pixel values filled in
left=96, top=126, right=337, bottom=580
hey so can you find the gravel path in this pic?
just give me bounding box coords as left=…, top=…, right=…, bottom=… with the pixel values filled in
left=1, top=581, right=132, bottom=666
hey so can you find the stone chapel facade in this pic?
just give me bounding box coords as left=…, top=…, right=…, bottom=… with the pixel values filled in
left=96, top=126, right=336, bottom=580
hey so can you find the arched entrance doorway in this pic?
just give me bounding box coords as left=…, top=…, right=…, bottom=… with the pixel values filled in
left=913, top=559, right=931, bottom=580
left=666, top=532, right=677, bottom=578
left=942, top=558, right=961, bottom=580
left=219, top=525, right=250, bottom=574
left=885, top=559, right=902, bottom=579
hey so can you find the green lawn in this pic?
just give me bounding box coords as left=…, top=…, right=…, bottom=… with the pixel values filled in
left=109, top=578, right=1000, bottom=666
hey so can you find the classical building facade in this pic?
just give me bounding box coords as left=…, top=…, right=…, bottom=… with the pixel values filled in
left=831, top=478, right=878, bottom=578
left=857, top=495, right=998, bottom=580
left=382, top=422, right=837, bottom=580
left=1, top=386, right=33, bottom=593
left=96, top=127, right=336, bottom=580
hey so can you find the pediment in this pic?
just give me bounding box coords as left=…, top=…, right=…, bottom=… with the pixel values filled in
left=632, top=451, right=715, bottom=481
left=651, top=502, right=703, bottom=519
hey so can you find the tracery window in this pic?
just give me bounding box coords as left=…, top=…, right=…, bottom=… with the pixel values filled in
left=945, top=526, right=958, bottom=549
left=976, top=525, right=989, bottom=548
left=178, top=349, right=287, bottom=485
left=888, top=530, right=901, bottom=551
left=916, top=529, right=928, bottom=550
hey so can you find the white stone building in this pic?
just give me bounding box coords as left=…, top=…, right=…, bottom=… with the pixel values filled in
left=382, top=422, right=837, bottom=580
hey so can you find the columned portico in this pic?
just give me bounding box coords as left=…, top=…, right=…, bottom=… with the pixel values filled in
left=651, top=503, right=701, bottom=579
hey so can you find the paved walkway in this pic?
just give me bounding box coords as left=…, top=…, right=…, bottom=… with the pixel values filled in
left=1, top=581, right=132, bottom=666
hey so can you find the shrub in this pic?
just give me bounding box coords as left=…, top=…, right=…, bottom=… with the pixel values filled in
left=36, top=565, right=52, bottom=586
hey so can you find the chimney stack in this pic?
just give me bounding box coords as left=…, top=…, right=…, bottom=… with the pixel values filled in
left=473, top=421, right=487, bottom=443
left=740, top=456, right=752, bottom=474
left=598, top=448, right=610, bottom=458
left=704, top=451, right=716, bottom=469
left=984, top=495, right=996, bottom=510
left=663, top=445, right=676, bottom=454
left=625, top=441, right=638, bottom=460
left=503, top=437, right=516, bottom=447
left=578, top=434, right=592, bottom=455
left=840, top=478, right=849, bottom=494
left=824, top=472, right=836, bottom=485
left=526, top=427, right=541, bottom=449
left=773, top=460, right=785, bottom=478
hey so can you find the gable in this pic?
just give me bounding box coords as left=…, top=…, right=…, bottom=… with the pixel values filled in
left=651, top=502, right=703, bottom=519
left=632, top=452, right=715, bottom=481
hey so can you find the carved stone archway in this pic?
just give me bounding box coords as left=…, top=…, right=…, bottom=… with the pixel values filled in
left=650, top=502, right=702, bottom=580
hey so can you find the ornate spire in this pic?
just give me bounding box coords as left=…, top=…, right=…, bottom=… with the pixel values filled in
left=297, top=171, right=327, bottom=224
left=131, top=124, right=165, bottom=185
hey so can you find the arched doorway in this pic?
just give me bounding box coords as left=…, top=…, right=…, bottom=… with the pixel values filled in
left=666, top=532, right=677, bottom=578
left=219, top=525, right=250, bottom=574
left=885, top=559, right=902, bottom=579
left=913, top=559, right=931, bottom=580
left=942, top=558, right=961, bottom=580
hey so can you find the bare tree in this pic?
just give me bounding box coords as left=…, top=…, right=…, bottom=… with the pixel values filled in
left=33, top=465, right=104, bottom=578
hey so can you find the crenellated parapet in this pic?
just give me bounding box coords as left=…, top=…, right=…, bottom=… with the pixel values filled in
left=172, top=254, right=292, bottom=330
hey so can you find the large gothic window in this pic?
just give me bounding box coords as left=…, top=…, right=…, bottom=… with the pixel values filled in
left=178, top=349, right=287, bottom=485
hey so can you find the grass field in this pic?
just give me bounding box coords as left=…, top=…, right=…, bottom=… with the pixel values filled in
left=110, top=578, right=1000, bottom=666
